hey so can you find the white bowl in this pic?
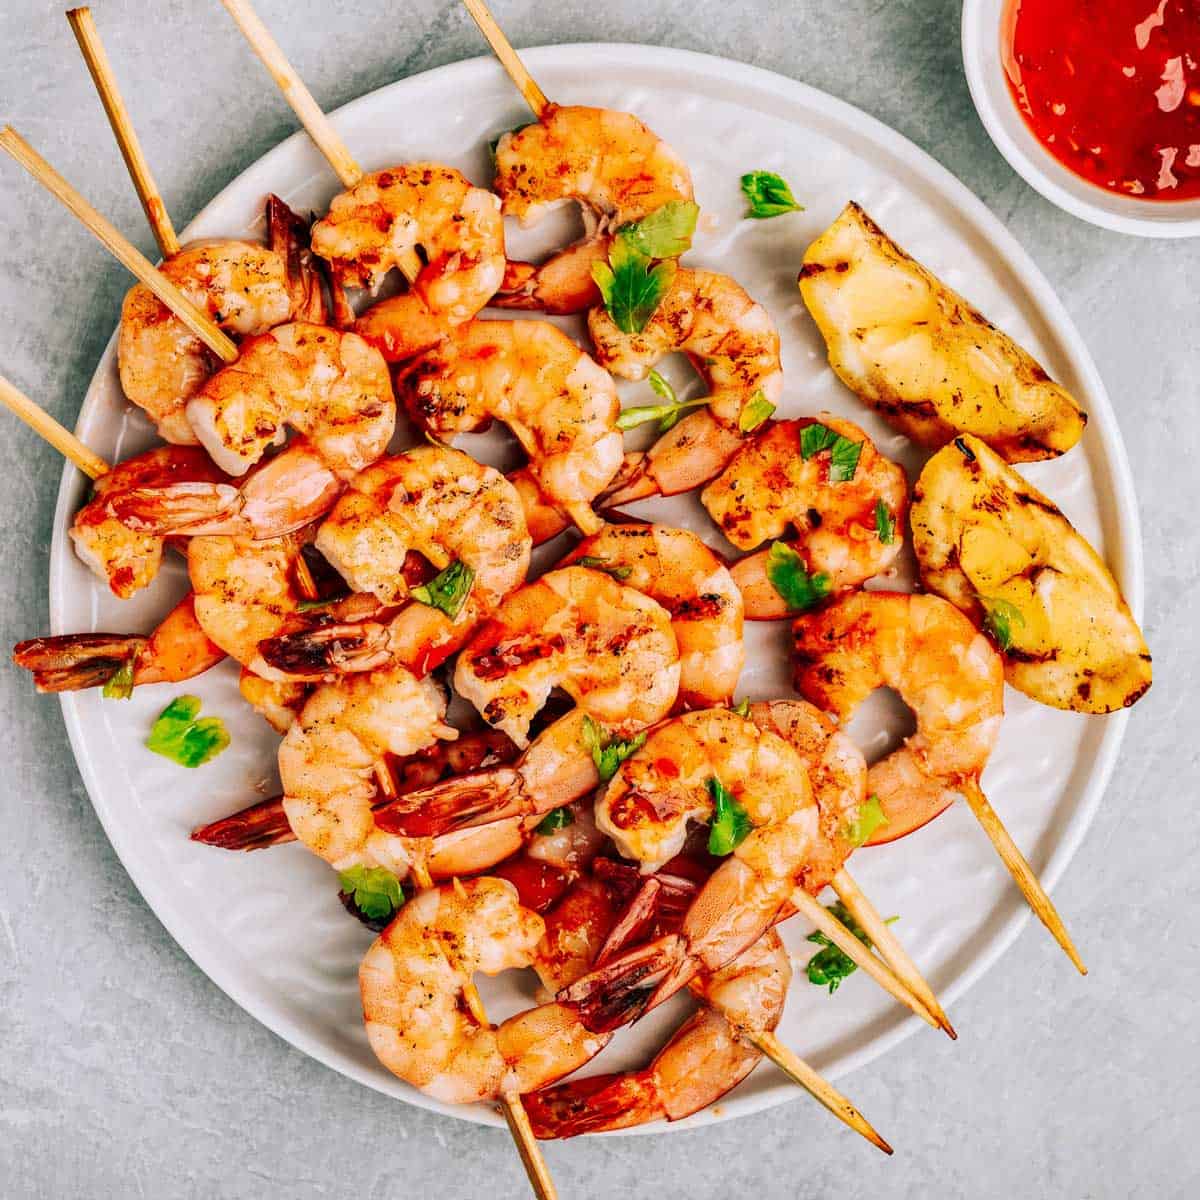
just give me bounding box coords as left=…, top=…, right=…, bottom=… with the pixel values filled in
left=962, top=0, right=1200, bottom=237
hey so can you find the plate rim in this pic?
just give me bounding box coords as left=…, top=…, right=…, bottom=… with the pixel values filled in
left=49, top=41, right=1143, bottom=1134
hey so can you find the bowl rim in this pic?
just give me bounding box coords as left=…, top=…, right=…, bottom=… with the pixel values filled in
left=961, top=0, right=1200, bottom=239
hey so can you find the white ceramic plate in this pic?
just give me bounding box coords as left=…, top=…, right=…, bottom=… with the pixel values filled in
left=50, top=45, right=1142, bottom=1133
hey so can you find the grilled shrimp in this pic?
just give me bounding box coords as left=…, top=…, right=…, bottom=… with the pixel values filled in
left=491, top=105, right=694, bottom=313
left=792, top=591, right=1005, bottom=842
left=526, top=930, right=790, bottom=1136
left=558, top=523, right=744, bottom=708
left=278, top=661, right=458, bottom=876
left=701, top=416, right=909, bottom=618
left=379, top=567, right=681, bottom=838
left=359, top=876, right=607, bottom=1105
left=256, top=446, right=532, bottom=678
left=799, top=202, right=1086, bottom=461
left=186, top=323, right=395, bottom=477
left=12, top=593, right=224, bottom=694
left=396, top=319, right=622, bottom=534
left=563, top=708, right=818, bottom=1031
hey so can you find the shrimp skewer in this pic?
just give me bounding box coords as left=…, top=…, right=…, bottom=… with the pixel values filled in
left=793, top=590, right=1085, bottom=973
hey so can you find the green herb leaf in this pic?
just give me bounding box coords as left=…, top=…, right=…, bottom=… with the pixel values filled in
left=805, top=901, right=898, bottom=994
left=592, top=237, right=677, bottom=335
left=296, top=596, right=340, bottom=613
left=738, top=389, right=775, bottom=434
left=707, top=775, right=754, bottom=856
left=581, top=714, right=648, bottom=782
left=977, top=595, right=1025, bottom=652
left=740, top=171, right=804, bottom=219
left=575, top=555, right=633, bottom=582
left=647, top=369, right=676, bottom=405
left=411, top=560, right=476, bottom=620
left=338, top=865, right=404, bottom=922
left=800, top=422, right=862, bottom=482
left=875, top=499, right=896, bottom=545
left=617, top=200, right=699, bottom=259
left=146, top=695, right=230, bottom=768
left=536, top=807, right=575, bottom=835
left=101, top=659, right=135, bottom=700
left=732, top=698, right=752, bottom=718
left=842, top=794, right=888, bottom=849
left=765, top=541, right=832, bottom=613
left=616, top=394, right=708, bottom=432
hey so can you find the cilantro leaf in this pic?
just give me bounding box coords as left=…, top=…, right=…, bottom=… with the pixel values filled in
left=411, top=559, right=475, bottom=620
left=977, top=595, right=1025, bottom=652
left=296, top=596, right=340, bottom=613
left=592, top=237, right=677, bottom=335
left=146, top=695, right=230, bottom=768
left=842, top=794, right=888, bottom=848
left=732, top=698, right=752, bottom=718
left=707, top=775, right=754, bottom=856
left=741, top=171, right=804, bottom=219
left=875, top=499, right=896, bottom=545
left=616, top=394, right=708, bottom=432
left=765, top=541, right=832, bottom=613
left=805, top=901, right=898, bottom=994
left=581, top=715, right=647, bottom=782
left=617, top=200, right=699, bottom=259
left=575, top=555, right=633, bottom=581
left=101, top=659, right=135, bottom=700
left=800, top=422, right=862, bottom=482
left=338, top=865, right=404, bottom=922
left=536, top=807, right=575, bottom=835
left=738, top=390, right=775, bottom=434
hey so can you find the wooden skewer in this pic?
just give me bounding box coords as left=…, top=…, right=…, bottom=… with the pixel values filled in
left=961, top=778, right=1086, bottom=975
left=444, top=877, right=557, bottom=1199
left=0, top=127, right=237, bottom=364
left=789, top=887, right=941, bottom=1032
left=832, top=867, right=956, bottom=1040
left=746, top=1030, right=892, bottom=1155
left=0, top=375, right=109, bottom=480
left=66, top=7, right=180, bottom=260
left=461, top=0, right=550, bottom=119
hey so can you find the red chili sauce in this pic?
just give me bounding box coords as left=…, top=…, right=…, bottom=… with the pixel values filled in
left=1003, top=0, right=1200, bottom=200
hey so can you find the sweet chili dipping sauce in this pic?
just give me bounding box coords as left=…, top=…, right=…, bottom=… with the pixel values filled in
left=1003, top=0, right=1200, bottom=200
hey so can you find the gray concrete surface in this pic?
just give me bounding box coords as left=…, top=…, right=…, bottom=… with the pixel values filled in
left=2, top=1, right=1197, bottom=1196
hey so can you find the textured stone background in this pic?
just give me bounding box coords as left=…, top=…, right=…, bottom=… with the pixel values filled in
left=2, top=1, right=1197, bottom=1196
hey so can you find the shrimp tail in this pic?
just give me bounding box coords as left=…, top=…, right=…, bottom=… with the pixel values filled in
left=374, top=767, right=525, bottom=838
left=524, top=1071, right=659, bottom=1139
left=12, top=633, right=146, bottom=692
left=267, top=193, right=329, bottom=325
left=558, top=934, right=689, bottom=1033
left=257, top=622, right=396, bottom=677
left=105, top=482, right=243, bottom=534
left=191, top=795, right=296, bottom=851
left=596, top=453, right=659, bottom=507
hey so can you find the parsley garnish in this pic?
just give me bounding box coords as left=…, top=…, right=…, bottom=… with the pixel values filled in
left=536, top=807, right=575, bottom=835
left=875, top=499, right=896, bottom=545
left=977, top=595, right=1025, bottom=652
left=616, top=393, right=708, bottom=432
left=592, top=235, right=677, bottom=335
left=707, top=776, right=754, bottom=856
left=740, top=171, right=804, bottom=219
left=296, top=596, right=340, bottom=612
left=842, top=795, right=888, bottom=848
left=101, top=659, right=135, bottom=700
left=616, top=200, right=699, bottom=260
left=765, top=541, right=832, bottom=613
left=145, top=695, right=230, bottom=768
left=738, top=390, right=775, bottom=434
left=800, top=422, right=863, bottom=482
left=581, top=715, right=647, bottom=782
left=732, top=698, right=752, bottom=718
left=805, top=901, right=898, bottom=994
left=338, top=865, right=404, bottom=922
left=575, top=555, right=633, bottom=582
left=411, top=560, right=475, bottom=620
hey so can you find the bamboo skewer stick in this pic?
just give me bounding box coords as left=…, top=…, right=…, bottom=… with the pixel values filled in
left=0, top=375, right=109, bottom=480
left=66, top=7, right=180, bottom=260
left=961, top=779, right=1086, bottom=975
left=0, top=128, right=237, bottom=363
left=461, top=0, right=550, bottom=118
left=832, top=867, right=956, bottom=1040
left=746, top=1030, right=892, bottom=1155
left=789, top=887, right=941, bottom=1033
